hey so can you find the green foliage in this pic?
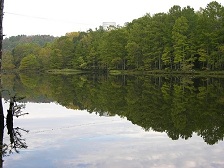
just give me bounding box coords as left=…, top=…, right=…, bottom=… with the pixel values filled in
left=12, top=43, right=41, bottom=68
left=172, top=16, right=189, bottom=63
left=2, top=2, right=224, bottom=72
left=19, top=54, right=40, bottom=71
left=3, top=35, right=55, bottom=51
left=4, top=73, right=224, bottom=145
left=99, top=28, right=128, bottom=70
left=2, top=51, right=15, bottom=69
left=38, top=45, right=52, bottom=70
left=51, top=36, right=74, bottom=68
left=50, top=49, right=63, bottom=69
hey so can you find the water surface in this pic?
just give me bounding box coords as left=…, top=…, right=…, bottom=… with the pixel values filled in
left=1, top=74, right=224, bottom=168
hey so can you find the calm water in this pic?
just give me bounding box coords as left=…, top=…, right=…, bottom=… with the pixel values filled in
left=1, top=73, right=224, bottom=168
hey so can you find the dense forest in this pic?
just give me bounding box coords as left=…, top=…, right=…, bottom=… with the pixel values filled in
left=2, top=73, right=224, bottom=145
left=2, top=35, right=56, bottom=69
left=3, top=35, right=55, bottom=51
left=2, top=1, right=224, bottom=72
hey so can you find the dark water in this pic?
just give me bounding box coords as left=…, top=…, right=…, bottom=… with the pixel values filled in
left=1, top=73, right=224, bottom=168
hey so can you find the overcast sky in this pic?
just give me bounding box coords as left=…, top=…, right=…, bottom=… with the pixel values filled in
left=3, top=0, right=223, bottom=37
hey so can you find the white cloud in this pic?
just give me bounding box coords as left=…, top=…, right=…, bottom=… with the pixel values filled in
left=3, top=0, right=224, bottom=36
left=3, top=100, right=224, bottom=168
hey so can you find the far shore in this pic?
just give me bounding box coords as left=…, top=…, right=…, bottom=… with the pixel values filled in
left=1, top=68, right=224, bottom=77
left=46, top=69, right=224, bottom=77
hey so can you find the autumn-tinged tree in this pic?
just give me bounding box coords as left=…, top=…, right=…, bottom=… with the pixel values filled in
left=37, top=44, right=52, bottom=70
left=19, top=54, right=40, bottom=71
left=12, top=43, right=41, bottom=68
left=2, top=51, right=15, bottom=69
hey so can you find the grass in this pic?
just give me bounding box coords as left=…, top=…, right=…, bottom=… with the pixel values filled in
left=43, top=68, right=224, bottom=77
left=109, top=69, right=224, bottom=77
left=46, top=69, right=87, bottom=75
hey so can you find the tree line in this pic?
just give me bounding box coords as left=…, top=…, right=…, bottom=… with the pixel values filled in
left=2, top=1, right=224, bottom=71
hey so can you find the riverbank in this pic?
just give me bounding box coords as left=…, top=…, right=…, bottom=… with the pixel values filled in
left=46, top=69, right=87, bottom=75
left=108, top=69, right=224, bottom=77
left=45, top=68, right=224, bottom=77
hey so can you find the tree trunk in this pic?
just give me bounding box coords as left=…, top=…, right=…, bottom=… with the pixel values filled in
left=0, top=1, right=4, bottom=166
left=0, top=0, right=4, bottom=70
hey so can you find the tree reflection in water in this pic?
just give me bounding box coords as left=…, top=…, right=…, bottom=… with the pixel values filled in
left=2, top=74, right=224, bottom=146
left=0, top=94, right=28, bottom=167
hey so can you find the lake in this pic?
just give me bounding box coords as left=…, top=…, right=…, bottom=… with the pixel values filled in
left=0, top=73, right=224, bottom=168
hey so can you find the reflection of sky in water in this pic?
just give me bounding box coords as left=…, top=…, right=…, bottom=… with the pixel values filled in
left=3, top=102, right=224, bottom=168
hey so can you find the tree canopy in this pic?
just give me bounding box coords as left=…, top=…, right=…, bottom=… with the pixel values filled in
left=2, top=1, right=224, bottom=72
